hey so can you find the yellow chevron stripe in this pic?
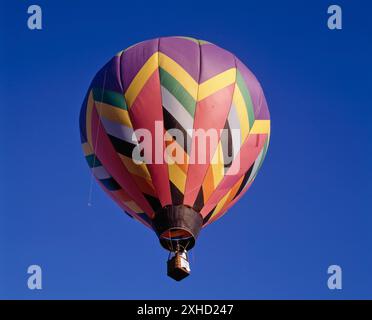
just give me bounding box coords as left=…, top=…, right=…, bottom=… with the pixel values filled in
left=124, top=52, right=238, bottom=107
left=159, top=52, right=198, bottom=99
left=132, top=174, right=156, bottom=197
left=198, top=68, right=236, bottom=101
left=233, top=85, right=250, bottom=141
left=82, top=142, right=93, bottom=156
left=224, top=175, right=245, bottom=207
left=125, top=52, right=158, bottom=108
left=86, top=91, right=95, bottom=147
left=210, top=175, right=245, bottom=219
left=250, top=120, right=270, bottom=134
left=95, top=102, right=132, bottom=128
left=211, top=190, right=231, bottom=219
left=211, top=142, right=225, bottom=187
left=168, top=163, right=187, bottom=193
left=124, top=200, right=142, bottom=213
left=119, top=154, right=152, bottom=180
left=199, top=40, right=212, bottom=45
left=164, top=131, right=190, bottom=168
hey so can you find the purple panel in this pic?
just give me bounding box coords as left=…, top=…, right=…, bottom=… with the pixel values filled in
left=91, top=56, right=123, bottom=93
left=235, top=58, right=270, bottom=120
left=199, top=43, right=235, bottom=83
left=121, top=38, right=159, bottom=91
left=256, top=92, right=270, bottom=120
left=159, top=37, right=200, bottom=82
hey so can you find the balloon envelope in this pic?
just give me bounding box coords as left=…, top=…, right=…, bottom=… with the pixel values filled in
left=79, top=37, right=270, bottom=250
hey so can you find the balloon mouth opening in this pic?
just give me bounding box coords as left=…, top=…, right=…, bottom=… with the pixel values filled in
left=153, top=205, right=203, bottom=252
left=159, top=228, right=196, bottom=251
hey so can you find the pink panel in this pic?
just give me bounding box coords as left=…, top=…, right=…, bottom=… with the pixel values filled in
left=200, top=134, right=268, bottom=217
left=129, top=71, right=172, bottom=207
left=91, top=104, right=156, bottom=218
left=183, top=84, right=235, bottom=206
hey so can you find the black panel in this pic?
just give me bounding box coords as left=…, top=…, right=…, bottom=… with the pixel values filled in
left=170, top=181, right=184, bottom=205
left=221, top=120, right=233, bottom=169
left=107, top=134, right=135, bottom=158
left=203, top=206, right=217, bottom=225
left=193, top=187, right=204, bottom=212
left=144, top=194, right=162, bottom=212
left=233, top=162, right=255, bottom=200
left=162, top=107, right=191, bottom=154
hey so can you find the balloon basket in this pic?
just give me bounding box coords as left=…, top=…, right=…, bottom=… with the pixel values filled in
left=167, top=250, right=190, bottom=281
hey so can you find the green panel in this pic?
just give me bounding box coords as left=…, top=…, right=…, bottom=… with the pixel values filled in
left=92, top=88, right=127, bottom=110
left=236, top=71, right=255, bottom=128
left=159, top=67, right=196, bottom=117
left=100, top=177, right=121, bottom=191
left=85, top=154, right=102, bottom=168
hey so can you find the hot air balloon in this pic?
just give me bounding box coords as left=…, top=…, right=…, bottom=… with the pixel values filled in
left=79, top=37, right=270, bottom=281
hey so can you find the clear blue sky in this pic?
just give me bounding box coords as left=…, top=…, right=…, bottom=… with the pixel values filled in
left=1, top=0, right=371, bottom=299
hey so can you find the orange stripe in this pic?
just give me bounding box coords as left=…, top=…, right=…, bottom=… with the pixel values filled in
left=111, top=188, right=132, bottom=202
left=162, top=229, right=191, bottom=238
left=202, top=166, right=215, bottom=203
left=214, top=175, right=245, bottom=217
left=131, top=175, right=156, bottom=197
left=165, top=136, right=189, bottom=173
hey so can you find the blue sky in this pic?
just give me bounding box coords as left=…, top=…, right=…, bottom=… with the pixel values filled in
left=1, top=0, right=371, bottom=299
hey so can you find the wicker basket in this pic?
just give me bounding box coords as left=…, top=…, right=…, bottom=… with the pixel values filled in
left=167, top=254, right=190, bottom=281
